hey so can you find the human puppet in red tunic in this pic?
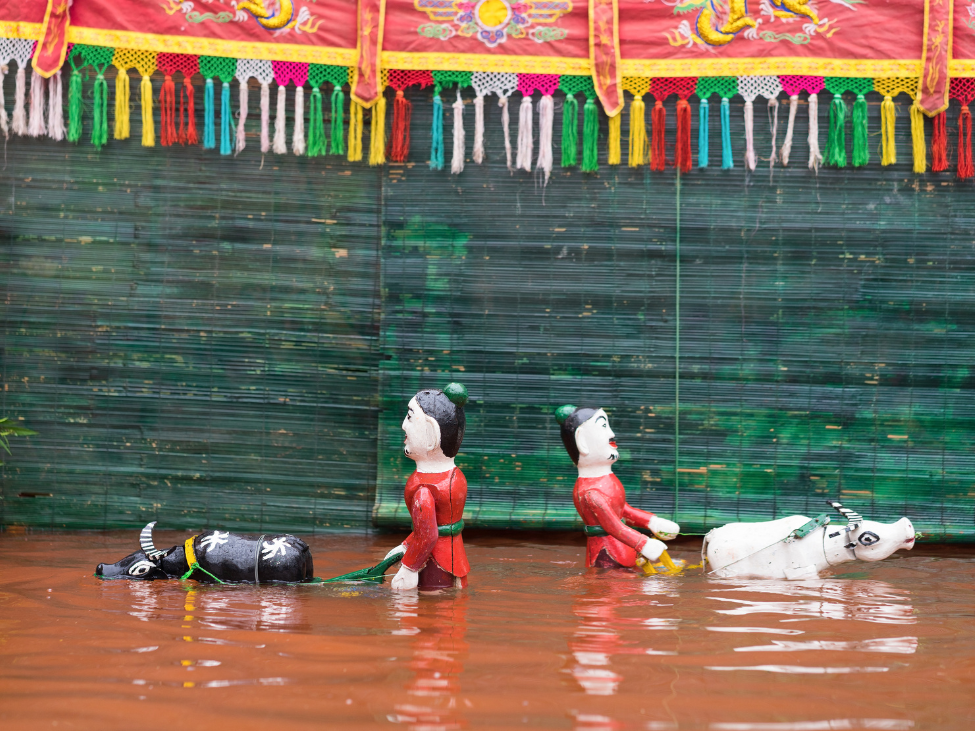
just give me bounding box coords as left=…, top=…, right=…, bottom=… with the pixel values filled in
left=384, top=383, right=470, bottom=591
left=555, top=405, right=680, bottom=570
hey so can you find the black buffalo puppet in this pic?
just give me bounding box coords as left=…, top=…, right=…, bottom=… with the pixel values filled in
left=95, top=522, right=315, bottom=584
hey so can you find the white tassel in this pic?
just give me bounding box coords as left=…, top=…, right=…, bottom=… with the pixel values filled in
left=473, top=94, right=485, bottom=164
left=451, top=89, right=465, bottom=174
left=28, top=70, right=46, bottom=137
left=0, top=64, right=9, bottom=138
left=743, top=99, right=756, bottom=171
left=767, top=97, right=779, bottom=169
left=516, top=94, right=533, bottom=172
left=500, top=95, right=513, bottom=171
left=536, top=94, right=554, bottom=183
left=236, top=79, right=248, bottom=154
left=260, top=81, right=270, bottom=153
left=807, top=92, right=822, bottom=171
left=292, top=85, right=305, bottom=155
left=47, top=70, right=64, bottom=141
left=273, top=84, right=287, bottom=154
left=781, top=95, right=798, bottom=166
left=12, top=65, right=27, bottom=135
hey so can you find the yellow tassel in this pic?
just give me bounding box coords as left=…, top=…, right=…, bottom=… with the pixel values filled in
left=368, top=94, right=386, bottom=166
left=910, top=102, right=926, bottom=173
left=348, top=101, right=363, bottom=162
left=114, top=69, right=130, bottom=140
left=628, top=94, right=647, bottom=167
left=140, top=74, right=155, bottom=147
left=880, top=95, right=895, bottom=166
left=608, top=111, right=621, bottom=165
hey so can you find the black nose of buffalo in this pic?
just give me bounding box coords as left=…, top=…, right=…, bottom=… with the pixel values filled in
left=95, top=564, right=104, bottom=576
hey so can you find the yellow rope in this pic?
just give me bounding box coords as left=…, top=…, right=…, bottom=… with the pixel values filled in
left=628, top=95, right=647, bottom=167
left=369, top=93, right=386, bottom=166
left=880, top=95, right=895, bottom=165
left=114, top=70, right=130, bottom=140
left=608, top=112, right=621, bottom=165
left=348, top=101, right=363, bottom=161
left=910, top=102, right=927, bottom=173
left=140, top=74, right=155, bottom=147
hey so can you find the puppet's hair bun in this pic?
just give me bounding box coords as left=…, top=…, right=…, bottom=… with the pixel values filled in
left=443, top=382, right=468, bottom=408
left=554, top=405, right=577, bottom=425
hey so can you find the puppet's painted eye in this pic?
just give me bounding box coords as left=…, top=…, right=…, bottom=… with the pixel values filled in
left=129, top=560, right=155, bottom=576
left=858, top=531, right=880, bottom=546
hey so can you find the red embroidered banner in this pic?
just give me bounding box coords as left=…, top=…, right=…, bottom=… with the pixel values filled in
left=33, top=0, right=70, bottom=77
left=590, top=0, right=621, bottom=117
left=919, top=0, right=953, bottom=115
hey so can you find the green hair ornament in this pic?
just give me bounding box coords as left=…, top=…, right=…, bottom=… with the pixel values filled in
left=554, top=405, right=577, bottom=425
left=443, top=382, right=468, bottom=408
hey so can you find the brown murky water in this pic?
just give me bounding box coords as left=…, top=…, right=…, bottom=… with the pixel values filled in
left=1, top=530, right=973, bottom=730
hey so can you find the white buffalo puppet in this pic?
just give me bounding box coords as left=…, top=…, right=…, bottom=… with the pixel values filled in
left=703, top=502, right=916, bottom=580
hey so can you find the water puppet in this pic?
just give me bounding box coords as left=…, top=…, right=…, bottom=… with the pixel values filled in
left=703, top=501, right=916, bottom=579
left=383, top=383, right=471, bottom=591
left=555, top=405, right=680, bottom=572
left=95, top=522, right=315, bottom=583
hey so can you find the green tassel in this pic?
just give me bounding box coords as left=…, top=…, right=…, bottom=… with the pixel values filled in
left=561, top=92, right=578, bottom=167
left=203, top=78, right=215, bottom=149
left=309, top=88, right=325, bottom=156
left=581, top=97, right=598, bottom=172
left=220, top=81, right=232, bottom=155
left=720, top=98, right=733, bottom=169
left=329, top=85, right=345, bottom=155
left=68, top=69, right=83, bottom=143
left=827, top=94, right=847, bottom=167
left=91, top=72, right=108, bottom=149
left=430, top=89, right=444, bottom=170
left=698, top=98, right=709, bottom=168
left=852, top=93, right=869, bottom=167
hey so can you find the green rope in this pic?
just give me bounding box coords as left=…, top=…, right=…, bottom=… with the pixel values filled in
left=852, top=93, right=869, bottom=167
left=582, top=97, right=599, bottom=172
left=827, top=94, right=847, bottom=167
left=308, top=87, right=326, bottom=156
left=91, top=72, right=108, bottom=149
left=67, top=69, right=83, bottom=143
left=561, top=92, right=578, bottom=167
left=330, top=86, right=345, bottom=155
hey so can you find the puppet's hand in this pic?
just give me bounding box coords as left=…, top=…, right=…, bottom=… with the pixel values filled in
left=649, top=515, right=680, bottom=541
left=391, top=564, right=419, bottom=591
left=639, top=538, right=667, bottom=562
left=384, top=544, right=407, bottom=562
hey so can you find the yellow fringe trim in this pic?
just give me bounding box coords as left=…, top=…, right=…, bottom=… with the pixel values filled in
left=348, top=100, right=363, bottom=162
left=628, top=95, right=647, bottom=167
left=880, top=95, right=895, bottom=166
left=608, top=112, right=621, bottom=166
left=114, top=70, right=130, bottom=140
left=910, top=102, right=926, bottom=173
left=140, top=74, right=155, bottom=147
left=369, top=94, right=386, bottom=166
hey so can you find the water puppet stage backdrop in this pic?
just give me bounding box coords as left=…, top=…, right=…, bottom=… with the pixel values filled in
left=1, top=0, right=974, bottom=539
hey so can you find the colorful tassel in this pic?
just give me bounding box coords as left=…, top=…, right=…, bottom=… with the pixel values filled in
left=698, top=99, right=709, bottom=168
left=160, top=74, right=177, bottom=146
left=516, top=93, right=533, bottom=172
left=221, top=80, right=233, bottom=155
left=67, top=67, right=82, bottom=143
left=675, top=98, right=691, bottom=172
left=0, top=65, right=8, bottom=137
left=628, top=94, right=647, bottom=167
left=743, top=99, right=756, bottom=170
left=582, top=97, right=598, bottom=172
left=430, top=90, right=444, bottom=169
left=48, top=71, right=64, bottom=141
left=28, top=70, right=47, bottom=137
left=931, top=111, right=948, bottom=172
left=115, top=69, right=130, bottom=140
left=500, top=96, right=513, bottom=170
left=536, top=93, right=553, bottom=182
left=768, top=97, right=779, bottom=169
left=369, top=92, right=386, bottom=165
left=780, top=95, right=798, bottom=166
left=180, top=77, right=198, bottom=145
left=852, top=93, right=869, bottom=167
left=958, top=105, right=973, bottom=180
left=880, top=95, right=896, bottom=166
left=910, top=102, right=926, bottom=173
left=260, top=81, right=271, bottom=153
left=91, top=70, right=108, bottom=149
left=237, top=79, right=249, bottom=154
left=561, top=91, right=578, bottom=167
left=330, top=85, right=345, bottom=155
left=827, top=94, right=847, bottom=167
left=473, top=94, right=485, bottom=164
left=608, top=111, right=621, bottom=165
left=292, top=85, right=305, bottom=155
left=307, top=87, right=325, bottom=156
left=390, top=89, right=411, bottom=162
left=203, top=78, right=215, bottom=149
left=273, top=85, right=287, bottom=154
left=720, top=98, right=733, bottom=169
left=141, top=74, right=155, bottom=147
left=451, top=88, right=466, bottom=175
left=651, top=100, right=667, bottom=171
left=807, top=93, right=821, bottom=171
left=348, top=99, right=363, bottom=162
left=12, top=65, right=27, bottom=135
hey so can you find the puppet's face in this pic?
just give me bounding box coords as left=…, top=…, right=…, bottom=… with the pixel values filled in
left=575, top=409, right=619, bottom=468
left=402, top=396, right=442, bottom=461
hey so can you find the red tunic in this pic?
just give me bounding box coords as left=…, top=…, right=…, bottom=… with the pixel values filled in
left=573, top=473, right=656, bottom=568
left=401, top=468, right=470, bottom=577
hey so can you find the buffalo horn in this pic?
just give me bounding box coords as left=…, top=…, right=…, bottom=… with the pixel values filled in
left=139, top=521, right=167, bottom=559
left=827, top=500, right=864, bottom=528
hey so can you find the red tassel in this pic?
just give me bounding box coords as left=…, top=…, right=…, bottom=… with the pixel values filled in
left=932, top=111, right=948, bottom=172
left=675, top=98, right=691, bottom=173
left=179, top=76, right=198, bottom=145
left=389, top=89, right=412, bottom=163
left=650, top=100, right=666, bottom=171
left=958, top=105, right=973, bottom=179
left=159, top=74, right=177, bottom=147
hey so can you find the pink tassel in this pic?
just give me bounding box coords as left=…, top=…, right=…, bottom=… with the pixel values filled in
left=28, top=70, right=46, bottom=137
left=48, top=71, right=65, bottom=141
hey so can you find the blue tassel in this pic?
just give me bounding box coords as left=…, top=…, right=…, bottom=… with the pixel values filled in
left=220, top=81, right=232, bottom=155
left=698, top=99, right=709, bottom=169
left=430, top=90, right=444, bottom=170
left=720, top=97, right=733, bottom=170
left=203, top=78, right=215, bottom=149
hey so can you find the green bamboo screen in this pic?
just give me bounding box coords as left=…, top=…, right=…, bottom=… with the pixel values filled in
left=2, top=81, right=974, bottom=539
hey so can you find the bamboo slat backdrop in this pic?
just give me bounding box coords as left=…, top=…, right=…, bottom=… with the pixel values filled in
left=2, top=79, right=975, bottom=538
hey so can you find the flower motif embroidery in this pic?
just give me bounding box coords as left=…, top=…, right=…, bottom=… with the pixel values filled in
left=414, top=0, right=571, bottom=48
